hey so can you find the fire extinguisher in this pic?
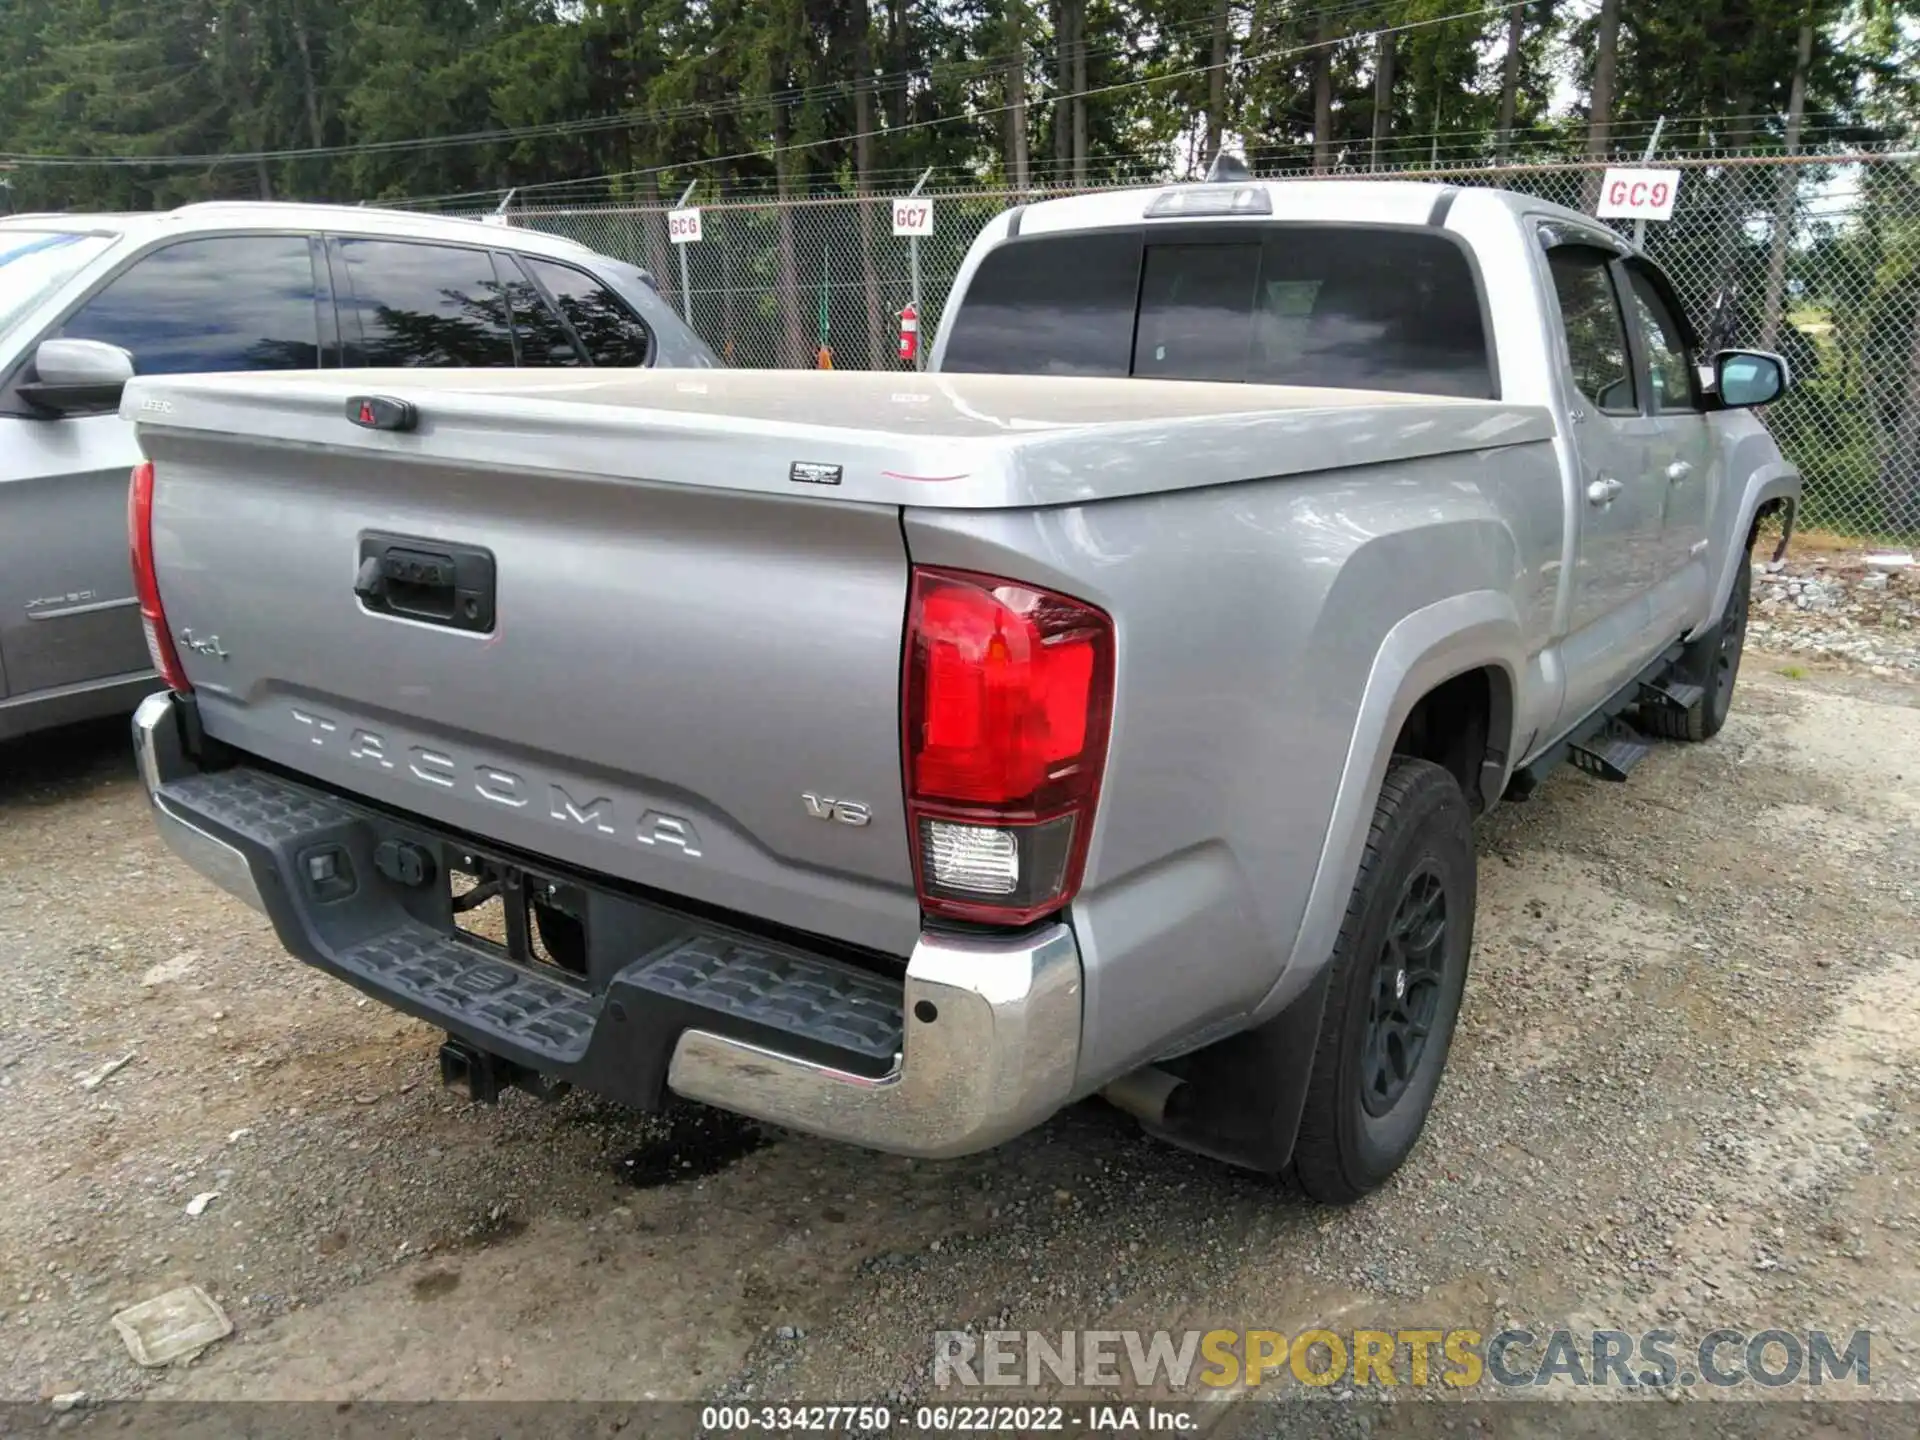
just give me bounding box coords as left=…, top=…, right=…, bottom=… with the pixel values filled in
left=898, top=302, right=919, bottom=366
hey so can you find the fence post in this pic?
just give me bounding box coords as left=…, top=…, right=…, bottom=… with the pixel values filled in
left=1632, top=116, right=1666, bottom=249
left=675, top=179, right=698, bottom=327
left=908, top=167, right=932, bottom=371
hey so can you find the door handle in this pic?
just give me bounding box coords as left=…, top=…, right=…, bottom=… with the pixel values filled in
left=1586, top=477, right=1623, bottom=507
left=355, top=533, right=496, bottom=633
left=1667, top=460, right=1693, bottom=482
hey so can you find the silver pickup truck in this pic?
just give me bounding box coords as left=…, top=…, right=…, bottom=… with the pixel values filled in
left=125, top=175, right=1800, bottom=1203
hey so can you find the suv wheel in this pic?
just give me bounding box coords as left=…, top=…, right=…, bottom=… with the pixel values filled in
left=1287, top=757, right=1474, bottom=1204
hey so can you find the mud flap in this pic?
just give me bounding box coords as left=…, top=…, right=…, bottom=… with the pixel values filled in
left=1140, top=967, right=1333, bottom=1174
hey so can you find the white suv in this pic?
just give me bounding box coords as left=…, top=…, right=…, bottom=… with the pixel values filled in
left=0, top=202, right=716, bottom=742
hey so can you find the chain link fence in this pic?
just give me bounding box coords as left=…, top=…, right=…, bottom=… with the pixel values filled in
left=502, top=147, right=1920, bottom=541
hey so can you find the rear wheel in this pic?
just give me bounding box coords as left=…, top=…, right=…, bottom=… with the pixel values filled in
left=1287, top=757, right=1475, bottom=1204
left=1643, top=548, right=1752, bottom=743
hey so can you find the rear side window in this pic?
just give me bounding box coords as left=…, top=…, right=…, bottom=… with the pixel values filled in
left=1546, top=248, right=1636, bottom=415
left=336, top=239, right=515, bottom=367
left=503, top=267, right=584, bottom=367
left=940, top=230, right=1141, bottom=376
left=522, top=258, right=652, bottom=367
left=943, top=224, right=1494, bottom=398
left=60, top=235, right=320, bottom=374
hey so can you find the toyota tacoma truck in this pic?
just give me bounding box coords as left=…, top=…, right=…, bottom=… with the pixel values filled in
left=124, top=172, right=1800, bottom=1202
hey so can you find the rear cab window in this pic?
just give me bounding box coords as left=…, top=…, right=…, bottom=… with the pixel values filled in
left=941, top=224, right=1496, bottom=399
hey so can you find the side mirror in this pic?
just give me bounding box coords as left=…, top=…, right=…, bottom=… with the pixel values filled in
left=19, top=338, right=135, bottom=417
left=1713, top=349, right=1788, bottom=409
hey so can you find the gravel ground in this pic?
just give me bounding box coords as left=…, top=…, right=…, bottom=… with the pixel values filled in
left=1, top=649, right=1915, bottom=1420
left=1748, top=550, right=1918, bottom=674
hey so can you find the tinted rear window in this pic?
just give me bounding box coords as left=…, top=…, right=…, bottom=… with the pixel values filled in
left=938, top=229, right=1140, bottom=377
left=943, top=224, right=1494, bottom=398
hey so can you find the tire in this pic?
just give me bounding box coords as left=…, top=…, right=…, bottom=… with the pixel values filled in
left=1642, top=547, right=1752, bottom=743
left=1287, top=757, right=1475, bottom=1204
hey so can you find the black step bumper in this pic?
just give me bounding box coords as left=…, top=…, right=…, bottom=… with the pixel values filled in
left=133, top=692, right=1082, bottom=1158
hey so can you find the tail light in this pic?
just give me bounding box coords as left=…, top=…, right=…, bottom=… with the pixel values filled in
left=903, top=567, right=1114, bottom=924
left=127, top=460, right=191, bottom=692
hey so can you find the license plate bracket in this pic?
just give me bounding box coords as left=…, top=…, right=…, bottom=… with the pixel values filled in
left=445, top=847, right=590, bottom=981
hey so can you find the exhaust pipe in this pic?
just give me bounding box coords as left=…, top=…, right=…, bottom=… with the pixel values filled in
left=1102, top=1065, right=1186, bottom=1126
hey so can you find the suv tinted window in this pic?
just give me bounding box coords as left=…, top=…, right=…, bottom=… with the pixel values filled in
left=336, top=239, right=514, bottom=367
left=1546, top=248, right=1636, bottom=414
left=523, top=258, right=651, bottom=367
left=60, top=235, right=319, bottom=374
left=503, top=267, right=583, bottom=367
left=944, top=224, right=1494, bottom=397
left=940, top=230, right=1141, bottom=376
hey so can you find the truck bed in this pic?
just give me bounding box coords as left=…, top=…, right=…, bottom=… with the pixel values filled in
left=125, top=364, right=1553, bottom=962
left=127, top=367, right=1554, bottom=509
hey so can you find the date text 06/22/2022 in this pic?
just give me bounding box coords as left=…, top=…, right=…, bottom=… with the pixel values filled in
left=699, top=1405, right=1199, bottom=1432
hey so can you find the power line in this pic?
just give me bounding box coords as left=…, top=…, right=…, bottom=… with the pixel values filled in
left=0, top=0, right=1414, bottom=171
left=398, top=0, right=1534, bottom=207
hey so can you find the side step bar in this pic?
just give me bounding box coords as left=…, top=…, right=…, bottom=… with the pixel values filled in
left=1639, top=678, right=1706, bottom=714
left=1505, top=641, right=1695, bottom=799
left=1568, top=726, right=1652, bottom=782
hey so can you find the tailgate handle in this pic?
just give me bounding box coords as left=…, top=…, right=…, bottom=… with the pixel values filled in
left=355, top=533, right=496, bottom=634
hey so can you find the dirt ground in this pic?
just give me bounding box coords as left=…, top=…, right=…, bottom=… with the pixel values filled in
left=1, top=652, right=1916, bottom=1419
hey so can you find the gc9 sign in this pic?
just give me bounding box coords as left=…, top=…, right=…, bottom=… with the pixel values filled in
left=1595, top=168, right=1682, bottom=222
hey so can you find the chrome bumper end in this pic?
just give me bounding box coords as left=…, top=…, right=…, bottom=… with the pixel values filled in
left=668, top=924, right=1083, bottom=1159
left=132, top=692, right=266, bottom=913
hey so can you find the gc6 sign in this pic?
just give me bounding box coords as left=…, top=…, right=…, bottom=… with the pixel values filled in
left=667, top=207, right=703, bottom=244
left=1595, top=168, right=1682, bottom=222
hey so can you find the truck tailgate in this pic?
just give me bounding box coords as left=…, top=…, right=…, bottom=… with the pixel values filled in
left=134, top=421, right=921, bottom=958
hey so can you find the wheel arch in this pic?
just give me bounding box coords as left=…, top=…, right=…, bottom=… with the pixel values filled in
left=1701, top=458, right=1801, bottom=640
left=1247, top=590, right=1523, bottom=1029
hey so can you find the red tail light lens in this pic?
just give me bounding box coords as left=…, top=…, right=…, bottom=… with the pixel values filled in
left=127, top=460, right=191, bottom=693
left=903, top=567, right=1114, bottom=924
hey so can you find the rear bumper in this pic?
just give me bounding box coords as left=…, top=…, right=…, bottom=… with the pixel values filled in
left=132, top=692, right=1082, bottom=1159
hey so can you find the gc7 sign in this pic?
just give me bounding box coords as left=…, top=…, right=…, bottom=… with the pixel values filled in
left=892, top=199, right=935, bottom=237
left=1595, top=168, right=1682, bottom=222
left=668, top=207, right=703, bottom=244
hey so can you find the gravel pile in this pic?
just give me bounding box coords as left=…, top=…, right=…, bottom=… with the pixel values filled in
left=1749, top=550, right=1918, bottom=674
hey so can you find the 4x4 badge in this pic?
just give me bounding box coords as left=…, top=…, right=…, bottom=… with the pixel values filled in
left=179, top=629, right=229, bottom=660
